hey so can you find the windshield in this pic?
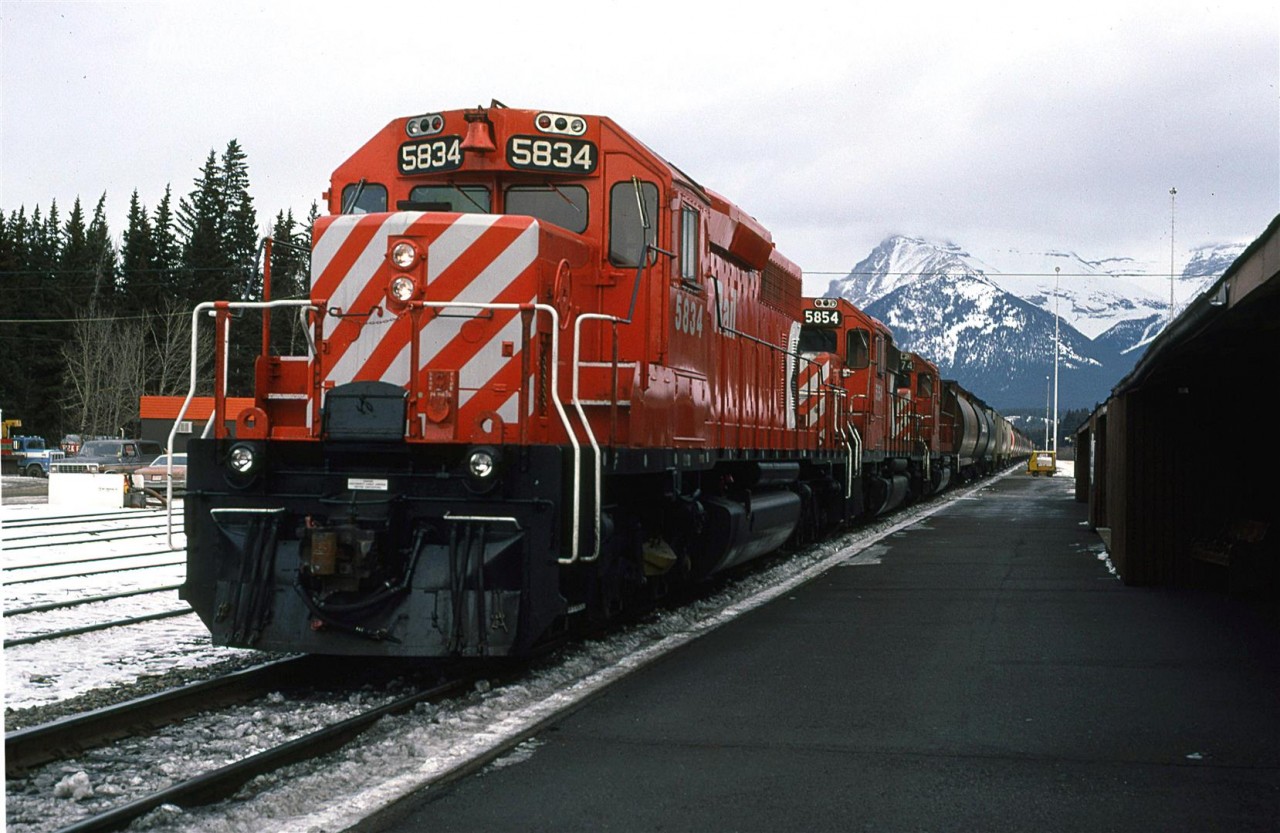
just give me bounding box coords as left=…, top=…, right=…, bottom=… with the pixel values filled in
left=404, top=185, right=491, bottom=213
left=505, top=185, right=588, bottom=233
left=799, top=326, right=838, bottom=354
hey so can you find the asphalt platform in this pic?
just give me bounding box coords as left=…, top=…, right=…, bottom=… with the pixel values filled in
left=361, top=470, right=1280, bottom=832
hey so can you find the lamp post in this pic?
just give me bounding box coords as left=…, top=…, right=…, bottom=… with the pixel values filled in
left=1044, top=375, right=1050, bottom=449
left=1052, top=266, right=1060, bottom=455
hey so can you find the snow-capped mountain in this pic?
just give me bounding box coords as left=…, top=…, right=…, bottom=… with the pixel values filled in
left=823, top=236, right=1244, bottom=410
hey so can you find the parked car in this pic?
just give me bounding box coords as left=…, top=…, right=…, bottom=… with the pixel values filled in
left=133, top=453, right=188, bottom=492
left=51, top=439, right=166, bottom=474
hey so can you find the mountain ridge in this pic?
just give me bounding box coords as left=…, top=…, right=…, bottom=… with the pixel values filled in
left=822, top=235, right=1244, bottom=410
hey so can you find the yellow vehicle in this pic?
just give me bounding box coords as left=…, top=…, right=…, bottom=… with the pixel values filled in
left=1027, top=450, right=1057, bottom=476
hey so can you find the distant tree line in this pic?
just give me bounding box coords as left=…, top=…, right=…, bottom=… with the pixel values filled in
left=0, top=140, right=317, bottom=443
left=1006, top=406, right=1093, bottom=449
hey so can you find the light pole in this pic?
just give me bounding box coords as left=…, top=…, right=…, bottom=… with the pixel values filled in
left=1052, top=265, right=1060, bottom=455
left=1169, top=186, right=1177, bottom=325
left=1044, top=375, right=1050, bottom=449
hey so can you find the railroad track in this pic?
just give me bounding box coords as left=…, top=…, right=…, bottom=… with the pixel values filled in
left=3, top=522, right=178, bottom=551
left=1, top=552, right=185, bottom=587
left=1, top=508, right=170, bottom=530
left=6, top=657, right=494, bottom=833
left=6, top=657, right=318, bottom=775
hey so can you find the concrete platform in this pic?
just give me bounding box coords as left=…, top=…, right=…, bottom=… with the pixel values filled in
left=360, top=471, right=1280, bottom=832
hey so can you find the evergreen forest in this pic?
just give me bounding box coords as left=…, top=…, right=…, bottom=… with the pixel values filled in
left=1, top=140, right=316, bottom=444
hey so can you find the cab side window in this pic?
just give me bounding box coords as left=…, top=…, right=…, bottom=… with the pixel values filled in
left=609, top=180, right=658, bottom=267
left=341, top=183, right=388, bottom=214
left=847, top=328, right=871, bottom=369
left=680, top=204, right=700, bottom=285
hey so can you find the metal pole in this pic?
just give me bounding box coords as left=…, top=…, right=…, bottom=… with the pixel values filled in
left=1044, top=375, right=1050, bottom=449
left=1052, top=266, right=1060, bottom=454
left=1169, top=186, right=1177, bottom=324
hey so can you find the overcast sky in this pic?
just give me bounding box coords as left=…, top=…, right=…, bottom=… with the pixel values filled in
left=2, top=0, right=1277, bottom=294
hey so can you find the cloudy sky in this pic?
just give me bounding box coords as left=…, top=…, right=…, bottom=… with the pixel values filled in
left=2, top=1, right=1277, bottom=294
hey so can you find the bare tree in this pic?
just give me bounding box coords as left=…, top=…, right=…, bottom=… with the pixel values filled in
left=149, top=295, right=213, bottom=396
left=61, top=307, right=149, bottom=437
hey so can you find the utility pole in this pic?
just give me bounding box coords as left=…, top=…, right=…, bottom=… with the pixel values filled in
left=1169, top=186, right=1177, bottom=325
left=1052, top=266, right=1060, bottom=454
left=1044, top=375, right=1050, bottom=449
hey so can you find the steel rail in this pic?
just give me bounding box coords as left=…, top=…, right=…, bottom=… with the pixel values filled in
left=0, top=509, right=167, bottom=528
left=2, top=584, right=182, bottom=616
left=5, top=656, right=317, bottom=776
left=3, top=549, right=181, bottom=572
left=1, top=559, right=185, bottom=586
left=3, top=529, right=176, bottom=551
left=3, top=608, right=193, bottom=648
left=46, top=674, right=483, bottom=833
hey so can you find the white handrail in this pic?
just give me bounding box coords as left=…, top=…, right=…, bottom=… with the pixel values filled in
left=408, top=300, right=582, bottom=564
left=166, top=299, right=319, bottom=551
left=571, top=312, right=624, bottom=563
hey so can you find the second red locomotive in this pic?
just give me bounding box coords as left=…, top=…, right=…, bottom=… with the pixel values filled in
left=179, top=102, right=1029, bottom=658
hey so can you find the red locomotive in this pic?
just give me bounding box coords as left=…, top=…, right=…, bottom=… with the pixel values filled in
left=795, top=297, right=1030, bottom=513
left=180, top=102, right=1029, bottom=657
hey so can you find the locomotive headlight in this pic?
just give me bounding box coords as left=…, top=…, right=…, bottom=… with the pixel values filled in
left=227, top=443, right=258, bottom=474
left=463, top=446, right=499, bottom=494
left=468, top=449, right=495, bottom=479
left=389, top=275, right=417, bottom=303
left=391, top=241, right=418, bottom=269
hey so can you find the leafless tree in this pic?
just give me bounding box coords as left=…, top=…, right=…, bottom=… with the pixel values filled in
left=149, top=296, right=213, bottom=396
left=61, top=306, right=149, bottom=437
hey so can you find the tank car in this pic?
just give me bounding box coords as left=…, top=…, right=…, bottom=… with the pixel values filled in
left=179, top=103, right=856, bottom=658
left=939, top=380, right=990, bottom=481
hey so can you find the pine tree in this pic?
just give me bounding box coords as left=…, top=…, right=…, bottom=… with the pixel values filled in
left=60, top=198, right=92, bottom=316
left=0, top=209, right=29, bottom=432
left=86, top=193, right=119, bottom=308
left=0, top=203, right=70, bottom=439
left=120, top=189, right=156, bottom=308
left=151, top=185, right=182, bottom=294
left=267, top=209, right=311, bottom=356
left=178, top=149, right=231, bottom=303
left=220, top=139, right=260, bottom=301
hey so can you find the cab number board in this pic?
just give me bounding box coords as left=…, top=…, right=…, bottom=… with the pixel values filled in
left=803, top=308, right=843, bottom=327
left=507, top=136, right=598, bottom=173
left=398, top=136, right=463, bottom=174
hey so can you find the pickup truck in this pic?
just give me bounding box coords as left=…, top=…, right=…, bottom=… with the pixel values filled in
left=4, top=436, right=65, bottom=477
left=51, top=439, right=166, bottom=475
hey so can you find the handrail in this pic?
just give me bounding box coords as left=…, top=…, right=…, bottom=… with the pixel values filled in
left=406, top=300, right=583, bottom=564
left=846, top=422, right=863, bottom=485
left=572, top=313, right=624, bottom=563
left=443, top=511, right=523, bottom=530
left=166, top=299, right=320, bottom=551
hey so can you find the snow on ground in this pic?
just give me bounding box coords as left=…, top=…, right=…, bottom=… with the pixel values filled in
left=2, top=488, right=254, bottom=713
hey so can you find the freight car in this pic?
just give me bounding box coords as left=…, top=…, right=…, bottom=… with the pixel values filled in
left=179, top=102, right=1028, bottom=659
